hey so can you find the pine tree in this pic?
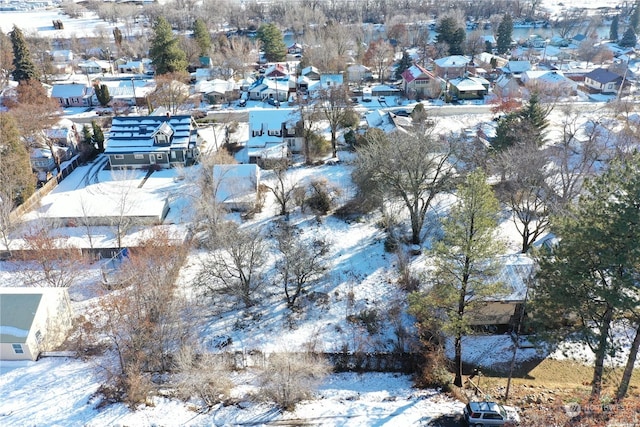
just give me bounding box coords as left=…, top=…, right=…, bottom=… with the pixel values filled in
left=409, top=169, right=505, bottom=388
left=496, top=14, right=513, bottom=54
left=533, top=153, right=640, bottom=400
left=92, top=120, right=104, bottom=152
left=9, top=25, right=38, bottom=82
left=518, top=92, right=549, bottom=141
left=257, top=23, right=287, bottom=62
left=82, top=124, right=92, bottom=144
left=149, top=16, right=187, bottom=75
left=435, top=16, right=465, bottom=55
left=610, top=15, right=619, bottom=41
left=193, top=19, right=211, bottom=57
left=395, top=50, right=412, bottom=79
left=619, top=27, right=637, bottom=47
left=94, top=83, right=110, bottom=107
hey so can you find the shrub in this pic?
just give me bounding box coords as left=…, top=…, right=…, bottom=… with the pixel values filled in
left=347, top=308, right=381, bottom=335
left=305, top=178, right=338, bottom=214
left=258, top=352, right=331, bottom=410
left=174, top=346, right=233, bottom=408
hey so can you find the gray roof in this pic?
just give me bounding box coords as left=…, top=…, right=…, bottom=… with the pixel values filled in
left=105, top=115, right=195, bottom=154
left=0, top=293, right=42, bottom=343
left=585, top=68, right=623, bottom=84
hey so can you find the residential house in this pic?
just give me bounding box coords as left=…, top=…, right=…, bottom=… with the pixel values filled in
left=501, top=60, right=532, bottom=78
left=263, top=63, right=290, bottom=79
left=477, top=52, right=509, bottom=71
left=50, top=49, right=74, bottom=74
left=0, top=287, right=73, bottom=361
left=197, top=79, right=238, bottom=105
left=584, top=68, right=623, bottom=94
left=118, top=60, right=144, bottom=74
left=241, top=108, right=299, bottom=164
left=287, top=42, right=303, bottom=56
left=521, top=70, right=578, bottom=97
left=493, top=74, right=522, bottom=99
left=212, top=164, right=261, bottom=211
left=447, top=76, right=489, bottom=100
left=104, top=113, right=199, bottom=169
left=51, top=83, right=94, bottom=107
left=401, top=64, right=437, bottom=98
left=248, top=77, right=290, bottom=101
left=371, top=84, right=401, bottom=97
left=77, top=58, right=112, bottom=74
left=300, top=66, right=321, bottom=80
left=346, top=64, right=372, bottom=83
left=433, top=55, right=471, bottom=79
left=468, top=255, right=534, bottom=327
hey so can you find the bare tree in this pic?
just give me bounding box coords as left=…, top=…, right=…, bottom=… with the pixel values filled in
left=16, top=224, right=87, bottom=287
left=96, top=229, right=190, bottom=405
left=148, top=72, right=192, bottom=115
left=363, top=39, right=394, bottom=82
left=273, top=222, right=330, bottom=308
left=263, top=160, right=301, bottom=216
left=108, top=169, right=137, bottom=249
left=547, top=108, right=609, bottom=210
left=196, top=221, right=268, bottom=308
left=316, top=85, right=353, bottom=158
left=353, top=130, right=456, bottom=245
left=494, top=141, right=551, bottom=253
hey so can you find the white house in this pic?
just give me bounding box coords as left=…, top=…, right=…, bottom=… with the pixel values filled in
left=51, top=83, right=94, bottom=107
left=240, top=108, right=301, bottom=164
left=0, top=287, right=73, bottom=361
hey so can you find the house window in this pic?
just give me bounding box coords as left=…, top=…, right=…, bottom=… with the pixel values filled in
left=12, top=344, right=24, bottom=354
left=35, top=330, right=43, bottom=344
left=114, top=154, right=124, bottom=160
left=134, top=154, right=144, bottom=159
left=268, top=129, right=281, bottom=136
left=171, top=151, right=176, bottom=159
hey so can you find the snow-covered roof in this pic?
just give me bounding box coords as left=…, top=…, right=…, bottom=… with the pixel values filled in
left=401, top=64, right=433, bottom=83
left=105, top=115, right=194, bottom=154
left=51, top=83, right=91, bottom=98
left=434, top=55, right=471, bottom=68
left=449, top=76, right=489, bottom=90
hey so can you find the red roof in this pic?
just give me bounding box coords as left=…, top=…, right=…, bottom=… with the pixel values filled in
left=401, top=64, right=433, bottom=83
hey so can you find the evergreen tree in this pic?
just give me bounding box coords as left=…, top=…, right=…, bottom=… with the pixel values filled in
left=450, top=27, right=466, bottom=55
left=82, top=124, right=92, bottom=144
left=630, top=1, right=640, bottom=32
left=409, top=169, right=505, bottom=388
left=193, top=19, right=211, bottom=57
left=533, top=153, right=640, bottom=400
left=257, top=23, right=287, bottom=62
left=619, top=27, right=637, bottom=47
left=435, top=16, right=465, bottom=55
left=9, top=25, right=38, bottom=82
left=94, top=83, right=110, bottom=107
left=91, top=120, right=105, bottom=152
left=518, top=92, right=549, bottom=140
left=395, top=50, right=412, bottom=79
left=0, top=112, right=34, bottom=205
left=610, top=15, right=619, bottom=41
left=149, top=16, right=187, bottom=75
left=484, top=40, right=493, bottom=53
left=492, top=93, right=549, bottom=151
left=496, top=14, right=513, bottom=54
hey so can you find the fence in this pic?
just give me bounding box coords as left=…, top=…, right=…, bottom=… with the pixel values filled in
left=10, top=156, right=82, bottom=223
left=207, top=350, right=421, bottom=374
